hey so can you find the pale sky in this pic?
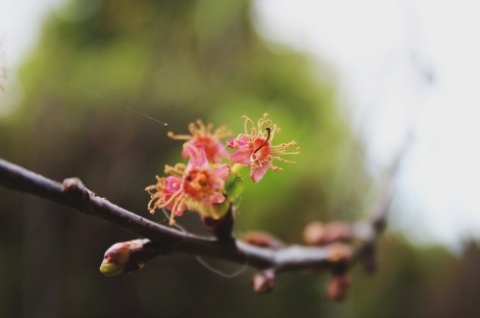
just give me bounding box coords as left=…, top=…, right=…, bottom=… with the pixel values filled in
left=2, top=0, right=480, bottom=251
left=254, top=0, right=480, bottom=251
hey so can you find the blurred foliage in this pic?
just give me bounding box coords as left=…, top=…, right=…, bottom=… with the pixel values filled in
left=0, top=0, right=478, bottom=317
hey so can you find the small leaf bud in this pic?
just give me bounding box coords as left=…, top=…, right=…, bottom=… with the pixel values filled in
left=252, top=269, right=275, bottom=294
left=99, top=239, right=156, bottom=277
left=326, top=273, right=351, bottom=302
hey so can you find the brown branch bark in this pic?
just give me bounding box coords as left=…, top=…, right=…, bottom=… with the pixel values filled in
left=0, top=158, right=358, bottom=273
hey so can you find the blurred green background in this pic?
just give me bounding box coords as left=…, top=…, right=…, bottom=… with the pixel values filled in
left=1, top=0, right=479, bottom=317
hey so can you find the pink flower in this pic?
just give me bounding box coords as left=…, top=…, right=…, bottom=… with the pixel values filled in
left=168, top=120, right=231, bottom=163
left=227, top=114, right=300, bottom=182
left=146, top=146, right=230, bottom=225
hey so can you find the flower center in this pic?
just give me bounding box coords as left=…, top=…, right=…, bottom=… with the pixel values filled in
left=251, top=127, right=271, bottom=161
left=183, top=169, right=212, bottom=198
left=253, top=127, right=271, bottom=154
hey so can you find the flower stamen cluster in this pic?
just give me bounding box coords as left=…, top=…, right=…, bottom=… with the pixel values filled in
left=167, top=119, right=231, bottom=163
left=146, top=114, right=300, bottom=225
left=227, top=113, right=300, bottom=182
left=146, top=146, right=230, bottom=225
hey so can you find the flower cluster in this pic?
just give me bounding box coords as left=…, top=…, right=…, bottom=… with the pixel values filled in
left=146, top=114, right=300, bottom=225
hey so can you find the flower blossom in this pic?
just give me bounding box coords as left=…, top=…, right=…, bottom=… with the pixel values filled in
left=146, top=145, right=230, bottom=225
left=227, top=114, right=300, bottom=182
left=167, top=120, right=231, bottom=163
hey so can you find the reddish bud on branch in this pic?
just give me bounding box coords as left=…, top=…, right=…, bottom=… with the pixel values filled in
left=303, top=221, right=352, bottom=246
left=325, top=273, right=351, bottom=302
left=252, top=269, right=276, bottom=294
left=242, top=232, right=285, bottom=250
left=100, top=239, right=159, bottom=276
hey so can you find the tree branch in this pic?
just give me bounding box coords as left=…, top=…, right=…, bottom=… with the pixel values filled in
left=1, top=142, right=411, bottom=296
left=0, top=158, right=353, bottom=272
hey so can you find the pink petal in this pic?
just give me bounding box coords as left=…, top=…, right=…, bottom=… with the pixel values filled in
left=251, top=165, right=269, bottom=183
left=214, top=164, right=231, bottom=180
left=185, top=145, right=208, bottom=168
left=209, top=164, right=230, bottom=190
left=204, top=192, right=226, bottom=204
left=226, top=138, right=236, bottom=148
left=183, top=139, right=228, bottom=163
left=165, top=176, right=181, bottom=192
left=229, top=149, right=251, bottom=165
left=227, top=135, right=249, bottom=149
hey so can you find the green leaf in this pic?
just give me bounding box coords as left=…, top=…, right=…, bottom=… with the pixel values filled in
left=224, top=172, right=245, bottom=201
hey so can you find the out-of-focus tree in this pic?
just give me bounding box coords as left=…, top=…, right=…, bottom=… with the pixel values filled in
left=1, top=0, right=477, bottom=317
left=0, top=0, right=368, bottom=316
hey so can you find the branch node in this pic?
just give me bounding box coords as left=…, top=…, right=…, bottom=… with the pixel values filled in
left=202, top=207, right=235, bottom=245
left=62, top=177, right=90, bottom=205
left=325, top=243, right=353, bottom=277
